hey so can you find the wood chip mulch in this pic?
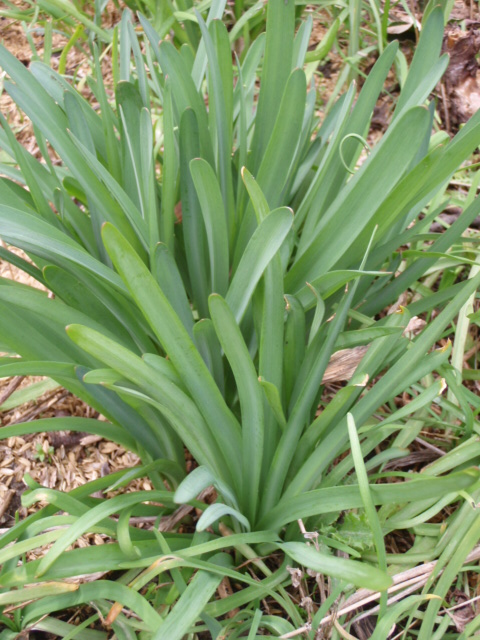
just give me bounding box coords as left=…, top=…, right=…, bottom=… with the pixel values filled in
left=0, top=254, right=152, bottom=542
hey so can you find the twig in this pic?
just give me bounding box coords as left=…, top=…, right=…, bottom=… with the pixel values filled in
left=7, top=389, right=68, bottom=426
left=0, top=376, right=24, bottom=409
left=444, top=593, right=480, bottom=614
left=313, top=545, right=480, bottom=630
left=280, top=622, right=311, bottom=638
left=0, top=489, right=14, bottom=520
left=353, top=576, right=430, bottom=622
left=157, top=486, right=214, bottom=532
left=414, top=436, right=446, bottom=457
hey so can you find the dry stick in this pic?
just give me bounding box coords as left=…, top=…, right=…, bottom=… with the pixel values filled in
left=7, top=389, right=67, bottom=426
left=414, top=436, right=446, bottom=457
left=157, top=486, right=215, bottom=532
left=0, top=375, right=24, bottom=409
left=281, top=545, right=480, bottom=637
left=390, top=620, right=419, bottom=640
left=353, top=576, right=430, bottom=623
left=0, top=489, right=14, bottom=520
left=333, top=618, right=358, bottom=640
left=443, top=593, right=480, bottom=614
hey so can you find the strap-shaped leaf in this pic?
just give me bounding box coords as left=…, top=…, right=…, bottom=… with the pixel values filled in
left=190, top=158, right=229, bottom=296
left=193, top=319, right=225, bottom=395
left=235, top=69, right=306, bottom=264
left=153, top=243, right=194, bottom=337
left=179, top=108, right=210, bottom=317
left=226, top=207, right=293, bottom=324
left=33, top=488, right=173, bottom=579
left=260, top=468, right=480, bottom=530
left=196, top=18, right=235, bottom=239
left=67, top=323, right=231, bottom=483
left=152, top=553, right=232, bottom=640
left=101, top=223, right=243, bottom=478
left=347, top=414, right=388, bottom=593
left=297, top=41, right=398, bottom=238
left=0, top=47, right=144, bottom=256
left=159, top=79, right=177, bottom=251
left=157, top=40, right=213, bottom=164
left=286, top=107, right=431, bottom=292
left=394, top=7, right=444, bottom=119
left=175, top=465, right=237, bottom=508
left=0, top=206, right=127, bottom=294
left=197, top=504, right=251, bottom=532
left=43, top=265, right=141, bottom=352
left=0, top=417, right=138, bottom=455
left=259, top=379, right=287, bottom=432
left=250, top=0, right=295, bottom=172
left=262, top=264, right=360, bottom=513
left=209, top=294, right=264, bottom=522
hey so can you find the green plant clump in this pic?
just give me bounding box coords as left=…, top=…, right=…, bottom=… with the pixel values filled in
left=1, top=1, right=480, bottom=637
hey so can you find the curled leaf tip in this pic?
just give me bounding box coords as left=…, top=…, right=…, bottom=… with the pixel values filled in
left=354, top=373, right=369, bottom=387
left=439, top=339, right=452, bottom=352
